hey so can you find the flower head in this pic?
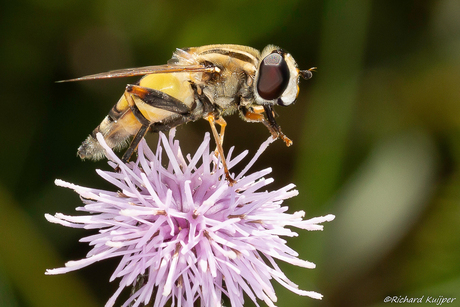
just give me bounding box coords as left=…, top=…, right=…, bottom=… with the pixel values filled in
left=46, top=129, right=334, bottom=307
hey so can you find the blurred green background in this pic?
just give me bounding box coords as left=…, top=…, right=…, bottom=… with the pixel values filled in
left=1, top=0, right=460, bottom=306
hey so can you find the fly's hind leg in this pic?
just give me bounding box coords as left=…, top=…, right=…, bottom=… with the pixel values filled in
left=121, top=125, right=149, bottom=163
left=121, top=90, right=151, bottom=163
left=206, top=114, right=236, bottom=186
left=126, top=85, right=190, bottom=115
left=121, top=84, right=192, bottom=163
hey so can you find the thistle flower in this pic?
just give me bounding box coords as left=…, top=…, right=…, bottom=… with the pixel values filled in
left=46, top=129, right=335, bottom=307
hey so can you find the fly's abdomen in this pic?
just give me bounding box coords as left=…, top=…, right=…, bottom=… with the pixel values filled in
left=135, top=72, right=195, bottom=120
left=77, top=96, right=141, bottom=160
left=77, top=73, right=195, bottom=161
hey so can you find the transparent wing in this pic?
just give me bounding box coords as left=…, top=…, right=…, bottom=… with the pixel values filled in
left=57, top=64, right=216, bottom=83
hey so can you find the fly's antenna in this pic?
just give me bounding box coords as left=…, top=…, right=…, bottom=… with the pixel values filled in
left=299, top=67, right=316, bottom=80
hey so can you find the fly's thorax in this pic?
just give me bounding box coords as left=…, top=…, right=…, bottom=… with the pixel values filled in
left=199, top=64, right=254, bottom=113
left=173, top=44, right=259, bottom=109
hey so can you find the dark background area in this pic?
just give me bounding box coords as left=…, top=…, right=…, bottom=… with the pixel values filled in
left=1, top=0, right=459, bottom=306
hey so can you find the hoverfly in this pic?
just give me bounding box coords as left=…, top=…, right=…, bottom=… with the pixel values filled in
left=61, top=44, right=314, bottom=184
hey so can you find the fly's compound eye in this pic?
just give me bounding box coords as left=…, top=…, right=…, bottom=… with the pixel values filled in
left=257, top=52, right=290, bottom=100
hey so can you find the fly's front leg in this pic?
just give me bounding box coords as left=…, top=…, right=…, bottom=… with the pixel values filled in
left=263, top=105, right=292, bottom=147
left=240, top=105, right=292, bottom=146
left=240, top=105, right=275, bottom=136
left=206, top=113, right=236, bottom=186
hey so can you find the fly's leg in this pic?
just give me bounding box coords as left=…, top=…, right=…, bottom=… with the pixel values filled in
left=120, top=84, right=193, bottom=163
left=121, top=125, right=149, bottom=163
left=190, top=82, right=235, bottom=185
left=121, top=90, right=151, bottom=163
left=240, top=105, right=292, bottom=146
left=262, top=105, right=292, bottom=146
left=126, top=84, right=190, bottom=115
left=206, top=113, right=236, bottom=186
left=210, top=116, right=226, bottom=157
left=216, top=116, right=226, bottom=148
